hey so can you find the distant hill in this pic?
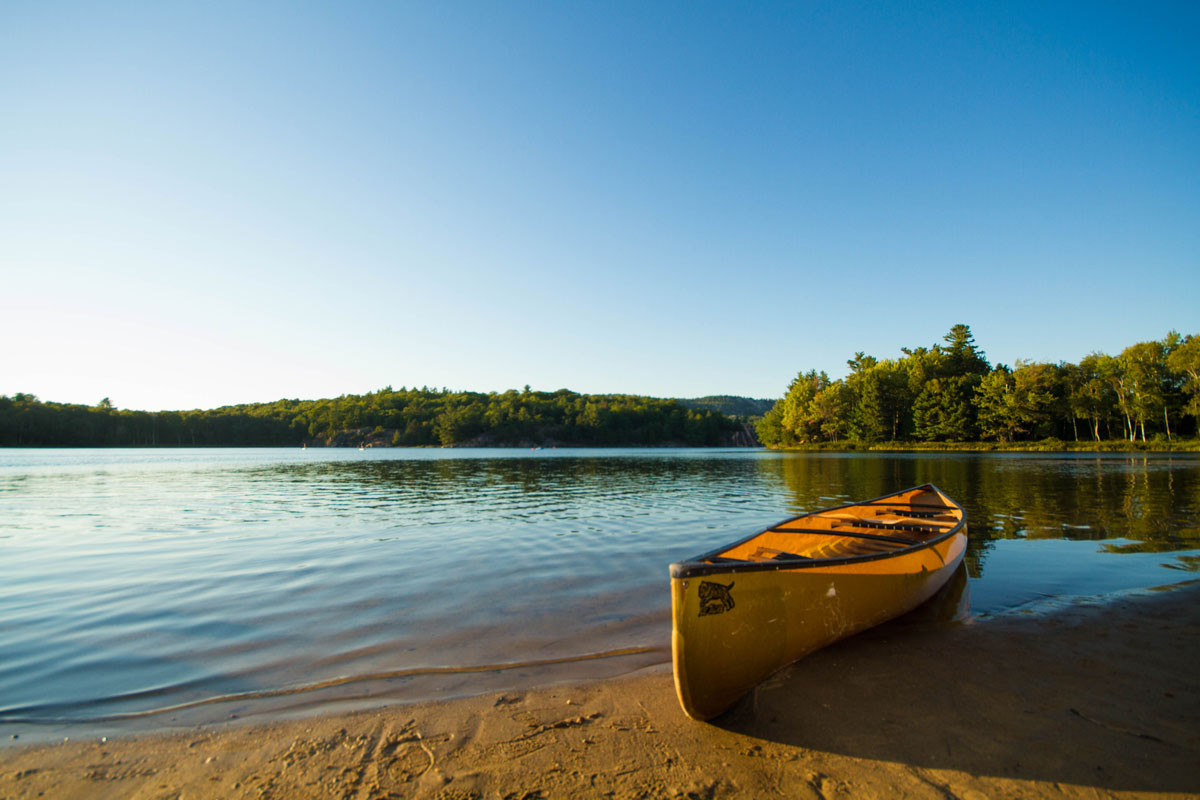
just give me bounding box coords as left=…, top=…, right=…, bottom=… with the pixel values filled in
left=0, top=388, right=752, bottom=448
left=677, top=396, right=775, bottom=419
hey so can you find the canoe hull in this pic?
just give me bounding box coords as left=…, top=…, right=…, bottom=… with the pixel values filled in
left=670, top=505, right=966, bottom=721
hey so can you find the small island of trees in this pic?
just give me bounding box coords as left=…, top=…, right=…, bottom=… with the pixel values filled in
left=756, top=325, right=1200, bottom=449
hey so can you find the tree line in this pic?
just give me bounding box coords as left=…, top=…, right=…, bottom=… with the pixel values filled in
left=0, top=386, right=742, bottom=448
left=756, top=325, right=1200, bottom=447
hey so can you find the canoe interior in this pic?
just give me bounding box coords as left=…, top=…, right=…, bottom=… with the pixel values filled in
left=712, top=485, right=961, bottom=564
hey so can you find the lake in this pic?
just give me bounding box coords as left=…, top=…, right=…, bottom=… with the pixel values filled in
left=2, top=447, right=1198, bottom=742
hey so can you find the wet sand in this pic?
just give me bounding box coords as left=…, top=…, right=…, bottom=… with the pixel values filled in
left=2, top=583, right=1198, bottom=799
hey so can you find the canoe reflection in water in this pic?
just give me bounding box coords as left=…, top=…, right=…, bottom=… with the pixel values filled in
left=669, top=484, right=968, bottom=720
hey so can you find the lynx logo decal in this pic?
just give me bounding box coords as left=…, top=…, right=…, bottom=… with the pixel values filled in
left=698, top=580, right=735, bottom=617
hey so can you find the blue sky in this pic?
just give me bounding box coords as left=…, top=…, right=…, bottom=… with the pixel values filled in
left=2, top=1, right=1197, bottom=411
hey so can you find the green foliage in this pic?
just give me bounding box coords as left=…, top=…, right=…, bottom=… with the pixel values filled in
left=942, top=323, right=990, bottom=377
left=764, top=325, right=1199, bottom=448
left=677, top=396, right=775, bottom=418
left=1168, top=334, right=1200, bottom=420
left=847, top=359, right=910, bottom=442
left=754, top=401, right=788, bottom=447
left=975, top=362, right=1056, bottom=443
left=913, top=376, right=977, bottom=441
left=809, top=380, right=855, bottom=442
left=0, top=387, right=743, bottom=448
left=1118, top=339, right=1176, bottom=442
left=778, top=370, right=831, bottom=443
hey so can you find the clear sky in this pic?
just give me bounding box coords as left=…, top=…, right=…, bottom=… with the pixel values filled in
left=2, top=1, right=1197, bottom=411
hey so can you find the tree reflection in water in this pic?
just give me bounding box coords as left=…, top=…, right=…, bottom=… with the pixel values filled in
left=756, top=452, right=1200, bottom=578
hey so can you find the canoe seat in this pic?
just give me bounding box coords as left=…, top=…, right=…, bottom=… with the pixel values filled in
left=749, top=545, right=810, bottom=562
left=769, top=525, right=915, bottom=546
left=874, top=507, right=950, bottom=519
left=853, top=519, right=944, bottom=536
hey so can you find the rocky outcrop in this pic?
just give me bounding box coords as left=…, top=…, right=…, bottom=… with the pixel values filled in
left=723, top=423, right=761, bottom=447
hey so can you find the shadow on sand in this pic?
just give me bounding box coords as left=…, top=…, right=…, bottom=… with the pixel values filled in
left=716, top=574, right=1200, bottom=794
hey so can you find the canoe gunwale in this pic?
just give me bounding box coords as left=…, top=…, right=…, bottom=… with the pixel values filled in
left=669, top=483, right=966, bottom=580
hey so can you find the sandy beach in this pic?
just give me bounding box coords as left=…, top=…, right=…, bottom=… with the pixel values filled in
left=2, top=582, right=1197, bottom=800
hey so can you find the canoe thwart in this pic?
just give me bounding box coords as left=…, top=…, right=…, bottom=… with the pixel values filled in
left=766, top=526, right=916, bottom=546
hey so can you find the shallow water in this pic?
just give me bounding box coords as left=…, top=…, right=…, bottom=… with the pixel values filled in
left=1, top=448, right=1198, bottom=740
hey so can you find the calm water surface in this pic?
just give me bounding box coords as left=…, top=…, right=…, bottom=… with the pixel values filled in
left=2, top=448, right=1198, bottom=740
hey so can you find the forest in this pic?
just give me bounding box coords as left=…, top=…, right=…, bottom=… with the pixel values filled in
left=6, top=326, right=1197, bottom=450
left=756, top=325, right=1200, bottom=448
left=0, top=387, right=745, bottom=448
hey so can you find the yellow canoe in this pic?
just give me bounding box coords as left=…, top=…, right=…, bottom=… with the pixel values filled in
left=669, top=484, right=967, bottom=720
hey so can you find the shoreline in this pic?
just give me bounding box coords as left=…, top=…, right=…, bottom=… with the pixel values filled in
left=4, top=441, right=1200, bottom=452
left=3, top=583, right=1197, bottom=799
left=771, top=441, right=1200, bottom=453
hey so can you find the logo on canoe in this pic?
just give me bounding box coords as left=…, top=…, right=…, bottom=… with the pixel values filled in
left=699, top=580, right=735, bottom=617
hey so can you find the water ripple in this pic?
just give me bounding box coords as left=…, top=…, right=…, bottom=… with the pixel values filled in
left=1, top=447, right=1198, bottom=739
